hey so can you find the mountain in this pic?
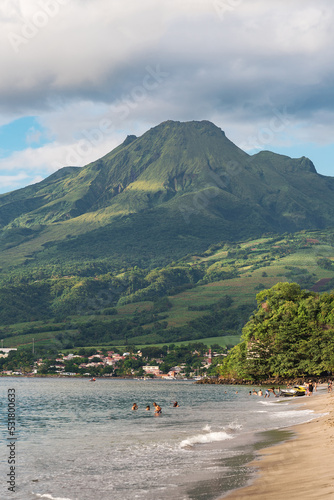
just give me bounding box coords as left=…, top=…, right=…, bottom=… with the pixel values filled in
left=0, top=119, right=334, bottom=271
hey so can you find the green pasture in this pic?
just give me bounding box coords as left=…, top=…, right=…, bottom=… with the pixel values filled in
left=59, top=335, right=242, bottom=353
left=2, top=331, right=60, bottom=348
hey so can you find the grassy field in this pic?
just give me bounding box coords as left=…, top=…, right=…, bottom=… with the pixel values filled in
left=2, top=331, right=61, bottom=348
left=2, top=230, right=334, bottom=352
left=58, top=335, right=242, bottom=353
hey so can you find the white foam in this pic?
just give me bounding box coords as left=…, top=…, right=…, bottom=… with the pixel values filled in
left=269, top=409, right=314, bottom=419
left=258, top=400, right=285, bottom=406
left=35, top=494, right=74, bottom=500
left=226, top=421, right=242, bottom=431
left=180, top=430, right=233, bottom=448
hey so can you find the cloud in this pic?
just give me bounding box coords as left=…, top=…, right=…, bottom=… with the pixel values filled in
left=0, top=0, right=334, bottom=192
left=1, top=0, right=333, bottom=115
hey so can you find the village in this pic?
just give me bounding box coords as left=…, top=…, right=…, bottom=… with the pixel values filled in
left=0, top=344, right=228, bottom=379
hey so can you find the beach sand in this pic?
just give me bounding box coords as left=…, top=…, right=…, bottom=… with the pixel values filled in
left=223, top=390, right=334, bottom=500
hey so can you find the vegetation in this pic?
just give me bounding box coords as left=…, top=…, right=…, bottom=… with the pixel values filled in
left=219, top=282, right=334, bottom=380
left=1, top=120, right=334, bottom=273
left=1, top=120, right=334, bottom=362
left=1, top=229, right=334, bottom=352
left=0, top=342, right=226, bottom=378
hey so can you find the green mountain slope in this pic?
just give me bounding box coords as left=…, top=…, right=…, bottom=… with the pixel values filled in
left=2, top=229, right=334, bottom=352
left=1, top=120, right=334, bottom=272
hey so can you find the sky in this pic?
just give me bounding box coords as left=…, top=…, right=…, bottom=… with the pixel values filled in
left=0, top=0, right=334, bottom=193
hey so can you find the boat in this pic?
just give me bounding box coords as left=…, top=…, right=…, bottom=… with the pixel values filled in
left=89, top=377, right=96, bottom=382
left=279, top=386, right=306, bottom=397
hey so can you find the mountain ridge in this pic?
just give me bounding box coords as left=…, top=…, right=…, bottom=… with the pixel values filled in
left=0, top=119, right=333, bottom=271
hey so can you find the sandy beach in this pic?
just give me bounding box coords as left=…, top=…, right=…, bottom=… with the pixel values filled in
left=223, top=389, right=334, bottom=500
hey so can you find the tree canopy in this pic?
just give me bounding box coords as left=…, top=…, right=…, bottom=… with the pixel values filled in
left=221, top=282, right=334, bottom=379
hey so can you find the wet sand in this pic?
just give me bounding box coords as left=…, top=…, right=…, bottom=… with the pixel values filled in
left=223, top=390, right=334, bottom=500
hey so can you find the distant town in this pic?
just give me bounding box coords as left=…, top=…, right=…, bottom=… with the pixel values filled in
left=0, top=343, right=227, bottom=379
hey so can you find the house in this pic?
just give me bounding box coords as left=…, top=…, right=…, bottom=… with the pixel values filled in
left=0, top=348, right=17, bottom=358
left=112, top=353, right=124, bottom=362
left=143, top=365, right=161, bottom=376
left=88, top=354, right=104, bottom=361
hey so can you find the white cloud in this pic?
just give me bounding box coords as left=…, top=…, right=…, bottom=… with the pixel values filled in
left=0, top=0, right=334, bottom=192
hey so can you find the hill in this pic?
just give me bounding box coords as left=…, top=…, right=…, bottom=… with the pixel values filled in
left=1, top=120, right=334, bottom=273
left=1, top=120, right=334, bottom=352
left=1, top=229, right=334, bottom=353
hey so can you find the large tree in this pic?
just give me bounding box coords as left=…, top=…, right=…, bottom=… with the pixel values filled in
left=221, top=282, right=334, bottom=379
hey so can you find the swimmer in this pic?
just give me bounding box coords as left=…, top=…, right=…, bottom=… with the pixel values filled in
left=173, top=401, right=179, bottom=407
left=146, top=405, right=150, bottom=411
left=132, top=403, right=138, bottom=410
left=153, top=402, right=162, bottom=415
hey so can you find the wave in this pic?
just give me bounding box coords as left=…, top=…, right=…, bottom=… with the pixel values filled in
left=269, top=409, right=314, bottom=419
left=180, top=430, right=234, bottom=448
left=258, top=400, right=288, bottom=406
left=226, top=421, right=242, bottom=432
left=35, top=494, right=74, bottom=500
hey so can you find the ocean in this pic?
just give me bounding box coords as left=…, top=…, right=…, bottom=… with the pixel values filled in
left=0, top=377, right=322, bottom=500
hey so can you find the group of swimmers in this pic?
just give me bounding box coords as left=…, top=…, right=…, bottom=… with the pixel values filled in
left=249, top=387, right=277, bottom=397
left=131, top=401, right=179, bottom=414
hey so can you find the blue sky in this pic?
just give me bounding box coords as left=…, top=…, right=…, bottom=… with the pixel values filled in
left=0, top=0, right=334, bottom=193
left=0, top=116, right=50, bottom=157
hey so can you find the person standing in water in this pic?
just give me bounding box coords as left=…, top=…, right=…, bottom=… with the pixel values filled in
left=153, top=402, right=162, bottom=415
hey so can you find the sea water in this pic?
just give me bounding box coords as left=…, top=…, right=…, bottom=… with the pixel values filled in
left=0, top=378, right=322, bottom=500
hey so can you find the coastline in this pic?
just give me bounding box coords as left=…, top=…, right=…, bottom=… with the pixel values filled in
left=222, top=390, right=334, bottom=500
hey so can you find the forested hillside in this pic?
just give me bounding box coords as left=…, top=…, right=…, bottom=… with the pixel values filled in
left=1, top=120, right=334, bottom=352
left=1, top=229, right=334, bottom=352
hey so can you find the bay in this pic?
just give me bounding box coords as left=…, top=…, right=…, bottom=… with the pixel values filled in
left=0, top=378, right=318, bottom=500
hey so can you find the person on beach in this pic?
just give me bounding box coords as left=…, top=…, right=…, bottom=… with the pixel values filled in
left=328, top=380, right=332, bottom=392
left=308, top=381, right=313, bottom=396
left=132, top=403, right=138, bottom=410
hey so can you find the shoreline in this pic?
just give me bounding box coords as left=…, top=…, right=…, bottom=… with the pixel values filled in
left=222, top=390, right=334, bottom=500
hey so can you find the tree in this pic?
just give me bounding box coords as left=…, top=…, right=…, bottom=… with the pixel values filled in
left=221, top=282, right=334, bottom=379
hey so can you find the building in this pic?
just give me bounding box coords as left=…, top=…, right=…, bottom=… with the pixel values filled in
left=143, top=365, right=161, bottom=376
left=0, top=348, right=17, bottom=358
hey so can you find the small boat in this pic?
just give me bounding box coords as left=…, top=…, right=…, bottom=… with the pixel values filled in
left=279, top=386, right=306, bottom=397
left=89, top=377, right=96, bottom=382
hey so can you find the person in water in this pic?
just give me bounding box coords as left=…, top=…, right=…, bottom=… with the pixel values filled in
left=153, top=402, right=162, bottom=415
left=146, top=405, right=150, bottom=411
left=132, top=403, right=138, bottom=410
left=173, top=401, right=179, bottom=407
